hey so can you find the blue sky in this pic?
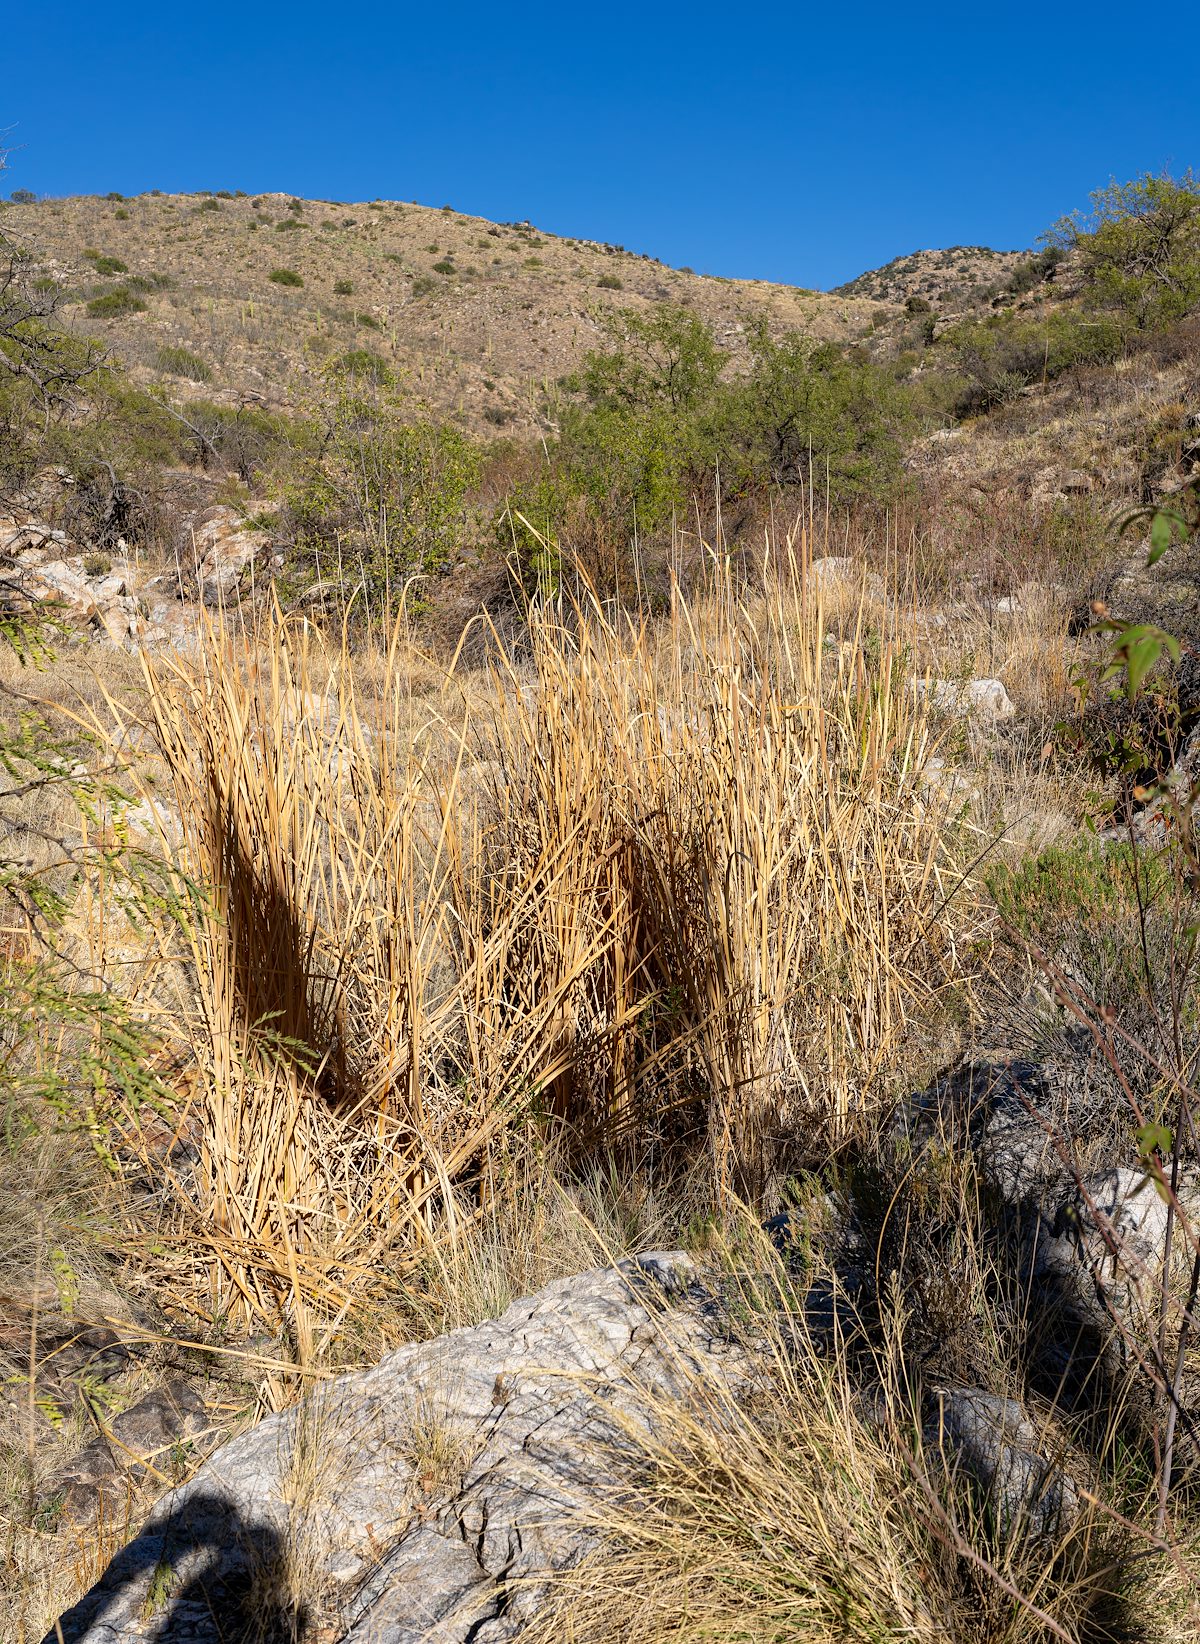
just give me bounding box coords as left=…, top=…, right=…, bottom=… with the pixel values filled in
left=4, top=2, right=1194, bottom=289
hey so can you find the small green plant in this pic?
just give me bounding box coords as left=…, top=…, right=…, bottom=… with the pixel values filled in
left=337, top=349, right=393, bottom=385
left=156, top=344, right=212, bottom=382
left=82, top=552, right=113, bottom=576
left=197, top=198, right=222, bottom=213
left=86, top=287, right=147, bottom=317
left=597, top=274, right=623, bottom=290
left=269, top=268, right=304, bottom=287
left=114, top=207, right=130, bottom=221
left=333, top=278, right=353, bottom=295
left=432, top=259, right=456, bottom=275
left=89, top=255, right=128, bottom=275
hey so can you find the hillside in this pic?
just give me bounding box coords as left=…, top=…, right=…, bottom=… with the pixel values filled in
left=2, top=191, right=885, bottom=436
left=833, top=243, right=1029, bottom=310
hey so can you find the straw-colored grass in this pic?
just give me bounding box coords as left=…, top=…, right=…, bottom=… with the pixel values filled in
left=84, top=543, right=976, bottom=1335
left=523, top=1237, right=1200, bottom=1644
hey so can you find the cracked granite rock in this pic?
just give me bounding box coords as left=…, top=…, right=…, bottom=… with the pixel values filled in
left=48, top=1252, right=738, bottom=1644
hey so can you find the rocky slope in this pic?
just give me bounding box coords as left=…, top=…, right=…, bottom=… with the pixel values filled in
left=2, top=192, right=884, bottom=438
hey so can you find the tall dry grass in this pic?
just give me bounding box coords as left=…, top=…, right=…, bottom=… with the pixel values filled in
left=99, top=544, right=976, bottom=1332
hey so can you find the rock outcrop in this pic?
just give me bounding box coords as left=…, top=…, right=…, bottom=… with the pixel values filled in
left=49, top=1253, right=739, bottom=1644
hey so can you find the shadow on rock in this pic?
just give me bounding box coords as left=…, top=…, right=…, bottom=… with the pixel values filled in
left=46, top=1489, right=301, bottom=1644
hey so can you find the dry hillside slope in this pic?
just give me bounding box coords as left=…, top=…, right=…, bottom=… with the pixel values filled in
left=4, top=191, right=887, bottom=435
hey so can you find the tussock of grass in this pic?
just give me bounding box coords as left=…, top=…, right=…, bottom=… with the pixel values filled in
left=525, top=1234, right=1200, bottom=1644
left=92, top=548, right=972, bottom=1332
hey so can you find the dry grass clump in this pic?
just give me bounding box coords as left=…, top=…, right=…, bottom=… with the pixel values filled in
left=525, top=1243, right=1198, bottom=1644
left=90, top=544, right=975, bottom=1335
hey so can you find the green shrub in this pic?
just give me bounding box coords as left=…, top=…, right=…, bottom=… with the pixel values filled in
left=10, top=188, right=36, bottom=205
left=89, top=255, right=128, bottom=276
left=198, top=199, right=222, bottom=213
left=943, top=308, right=1125, bottom=415
left=523, top=257, right=543, bottom=269
left=104, top=191, right=124, bottom=202
left=127, top=271, right=175, bottom=291
left=1049, top=171, right=1200, bottom=330
left=86, top=287, right=147, bottom=317
left=354, top=311, right=382, bottom=330
left=282, top=383, right=481, bottom=606
left=182, top=398, right=296, bottom=482
left=269, top=268, right=304, bottom=287
left=987, top=837, right=1194, bottom=1052
left=432, top=259, right=456, bottom=275
left=276, top=218, right=305, bottom=232
left=333, top=278, right=354, bottom=295
left=156, top=344, right=212, bottom=382
left=336, top=349, right=393, bottom=386
left=597, top=274, right=623, bottom=290
left=114, top=208, right=129, bottom=221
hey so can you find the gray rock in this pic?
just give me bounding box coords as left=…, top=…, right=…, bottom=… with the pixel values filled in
left=48, top=1255, right=741, bottom=1644
left=45, top=1379, right=212, bottom=1530
left=921, top=676, right=1016, bottom=721
left=929, top=1388, right=1081, bottom=1540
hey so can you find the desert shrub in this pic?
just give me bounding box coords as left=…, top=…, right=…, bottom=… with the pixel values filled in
left=85, top=287, right=146, bottom=317
left=89, top=254, right=127, bottom=275
left=113, top=207, right=129, bottom=221
left=988, top=835, right=1197, bottom=1071
left=181, top=397, right=296, bottom=482
left=281, top=375, right=481, bottom=606
left=597, top=273, right=623, bottom=290
left=197, top=198, right=222, bottom=213
left=127, top=271, right=175, bottom=291
left=10, top=188, right=35, bottom=205
left=156, top=343, right=212, bottom=382
left=333, top=277, right=353, bottom=295
left=537, top=307, right=914, bottom=556
left=354, top=311, right=382, bottom=330
left=269, top=267, right=304, bottom=287
left=1005, top=246, right=1063, bottom=295
left=335, top=348, right=393, bottom=386
left=103, top=191, right=123, bottom=202
left=432, top=259, right=456, bottom=275
left=1050, top=170, right=1200, bottom=329
left=275, top=218, right=305, bottom=231
left=943, top=308, right=1125, bottom=414
left=905, top=293, right=932, bottom=313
